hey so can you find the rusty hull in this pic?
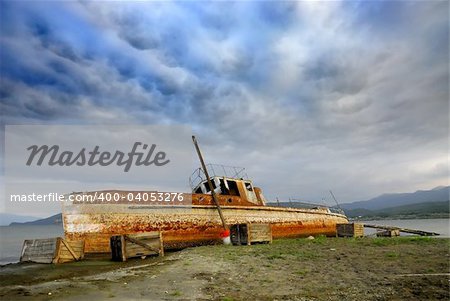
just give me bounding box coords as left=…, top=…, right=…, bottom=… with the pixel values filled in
left=63, top=203, right=348, bottom=253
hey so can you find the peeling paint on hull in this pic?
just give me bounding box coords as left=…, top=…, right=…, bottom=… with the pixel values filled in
left=63, top=204, right=348, bottom=253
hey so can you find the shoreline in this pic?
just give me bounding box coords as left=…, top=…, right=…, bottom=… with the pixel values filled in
left=2, top=217, right=448, bottom=265
left=1, top=236, right=448, bottom=300
left=350, top=214, right=450, bottom=221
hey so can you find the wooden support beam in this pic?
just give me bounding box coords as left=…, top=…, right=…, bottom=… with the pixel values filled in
left=363, top=224, right=439, bottom=236
left=61, top=238, right=80, bottom=260
left=124, top=235, right=161, bottom=254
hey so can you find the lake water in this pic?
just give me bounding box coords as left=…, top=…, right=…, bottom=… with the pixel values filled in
left=360, top=218, right=450, bottom=237
left=0, top=224, right=64, bottom=265
left=0, top=218, right=448, bottom=264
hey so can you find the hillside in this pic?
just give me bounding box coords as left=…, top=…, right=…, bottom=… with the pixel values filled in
left=344, top=201, right=449, bottom=218
left=9, top=213, right=62, bottom=226
left=340, top=186, right=449, bottom=211
left=266, top=186, right=449, bottom=219
left=0, top=213, right=39, bottom=226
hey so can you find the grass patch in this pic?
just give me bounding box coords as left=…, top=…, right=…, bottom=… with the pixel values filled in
left=371, top=238, right=396, bottom=246
left=312, top=235, right=328, bottom=244
left=267, top=253, right=285, bottom=260
left=369, top=236, right=443, bottom=247
left=294, top=250, right=320, bottom=260
left=221, top=251, right=240, bottom=261
left=385, top=252, right=400, bottom=258
left=295, top=269, right=309, bottom=276
left=404, top=236, right=435, bottom=244
left=170, top=290, right=182, bottom=296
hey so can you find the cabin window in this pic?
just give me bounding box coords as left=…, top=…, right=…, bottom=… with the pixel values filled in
left=219, top=179, right=230, bottom=195
left=205, top=180, right=217, bottom=193
left=196, top=180, right=217, bottom=194
left=226, top=180, right=240, bottom=196
left=245, top=182, right=253, bottom=192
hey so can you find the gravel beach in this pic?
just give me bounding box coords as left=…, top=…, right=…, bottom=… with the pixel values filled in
left=1, top=237, right=448, bottom=301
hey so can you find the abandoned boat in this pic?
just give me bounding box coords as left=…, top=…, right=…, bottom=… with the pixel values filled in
left=63, top=164, right=348, bottom=253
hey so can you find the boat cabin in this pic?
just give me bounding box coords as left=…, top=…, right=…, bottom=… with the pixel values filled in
left=190, top=165, right=266, bottom=206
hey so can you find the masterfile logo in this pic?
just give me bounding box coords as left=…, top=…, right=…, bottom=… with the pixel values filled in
left=25, top=142, right=170, bottom=172
left=4, top=125, right=193, bottom=216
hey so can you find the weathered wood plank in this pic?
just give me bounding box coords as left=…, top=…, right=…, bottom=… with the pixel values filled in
left=120, top=235, right=126, bottom=262
left=377, top=229, right=400, bottom=237
left=124, top=235, right=160, bottom=254
left=364, top=224, right=439, bottom=236
left=336, top=223, right=364, bottom=238
left=21, top=238, right=58, bottom=263
left=127, top=232, right=160, bottom=239
left=57, top=239, right=84, bottom=263
left=110, top=232, right=163, bottom=261
left=20, top=238, right=84, bottom=264
left=159, top=232, right=164, bottom=256
left=61, top=239, right=79, bottom=260
left=247, top=224, right=272, bottom=245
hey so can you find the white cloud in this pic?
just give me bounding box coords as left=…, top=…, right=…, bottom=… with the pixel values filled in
left=1, top=1, right=448, bottom=216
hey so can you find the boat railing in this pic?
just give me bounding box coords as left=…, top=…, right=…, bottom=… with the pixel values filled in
left=329, top=207, right=346, bottom=215
left=189, top=164, right=249, bottom=190
left=289, top=198, right=346, bottom=215
left=270, top=200, right=346, bottom=215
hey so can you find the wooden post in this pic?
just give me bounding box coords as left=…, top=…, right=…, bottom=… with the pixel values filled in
left=159, top=232, right=164, bottom=256
left=52, top=237, right=62, bottom=264
left=192, top=136, right=227, bottom=230
left=120, top=235, right=126, bottom=262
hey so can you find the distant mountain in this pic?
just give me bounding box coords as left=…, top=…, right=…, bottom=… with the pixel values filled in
left=265, top=186, right=449, bottom=219
left=431, top=186, right=447, bottom=190
left=9, top=213, right=62, bottom=226
left=340, top=186, right=449, bottom=211
left=345, top=201, right=449, bottom=218
left=0, top=213, right=39, bottom=226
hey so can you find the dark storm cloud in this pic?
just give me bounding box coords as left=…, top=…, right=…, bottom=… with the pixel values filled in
left=0, top=1, right=448, bottom=215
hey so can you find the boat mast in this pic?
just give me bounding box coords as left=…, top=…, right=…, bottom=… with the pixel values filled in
left=192, top=136, right=228, bottom=230
left=329, top=190, right=342, bottom=210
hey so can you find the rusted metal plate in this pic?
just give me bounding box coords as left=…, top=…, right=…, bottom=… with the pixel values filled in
left=68, top=190, right=259, bottom=207
left=64, top=201, right=348, bottom=253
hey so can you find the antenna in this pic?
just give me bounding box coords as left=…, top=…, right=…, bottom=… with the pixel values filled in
left=329, top=190, right=342, bottom=210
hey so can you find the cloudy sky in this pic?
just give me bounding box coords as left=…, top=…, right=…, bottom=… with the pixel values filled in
left=0, top=1, right=448, bottom=213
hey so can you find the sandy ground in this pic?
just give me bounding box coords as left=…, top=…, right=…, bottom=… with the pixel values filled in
left=0, top=236, right=449, bottom=301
